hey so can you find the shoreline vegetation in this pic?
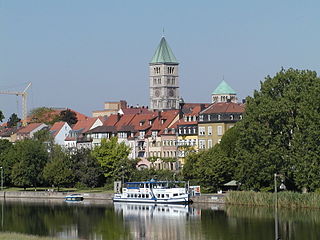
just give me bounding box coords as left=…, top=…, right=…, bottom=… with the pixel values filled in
left=225, top=191, right=320, bottom=209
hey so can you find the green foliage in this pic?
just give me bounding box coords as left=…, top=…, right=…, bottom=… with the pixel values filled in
left=59, top=109, right=78, bottom=125
left=234, top=69, right=320, bottom=191
left=0, top=140, right=13, bottom=185
left=131, top=168, right=181, bottom=182
left=33, top=128, right=53, bottom=143
left=91, top=137, right=132, bottom=183
left=70, top=149, right=105, bottom=188
left=225, top=191, right=320, bottom=208
left=29, top=107, right=55, bottom=124
left=43, top=145, right=73, bottom=190
left=7, top=113, right=21, bottom=127
left=183, top=126, right=239, bottom=192
left=10, top=139, right=48, bottom=189
left=0, top=110, right=4, bottom=122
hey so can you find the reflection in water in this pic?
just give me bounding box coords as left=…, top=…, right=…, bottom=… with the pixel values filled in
left=0, top=199, right=320, bottom=239
left=114, top=203, right=201, bottom=240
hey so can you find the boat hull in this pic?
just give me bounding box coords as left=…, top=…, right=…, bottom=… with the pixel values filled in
left=113, top=195, right=190, bottom=204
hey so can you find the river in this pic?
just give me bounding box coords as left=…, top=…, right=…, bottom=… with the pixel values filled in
left=0, top=199, right=319, bottom=239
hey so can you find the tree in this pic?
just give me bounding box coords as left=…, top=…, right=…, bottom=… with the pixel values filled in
left=0, top=140, right=13, bottom=186
left=43, top=145, right=73, bottom=191
left=10, top=139, right=48, bottom=189
left=0, top=110, right=4, bottom=122
left=70, top=149, right=105, bottom=188
left=183, top=126, right=239, bottom=192
left=59, top=109, right=78, bottom=125
left=91, top=137, right=132, bottom=184
left=29, top=107, right=56, bottom=124
left=7, top=113, right=21, bottom=127
left=234, top=69, right=320, bottom=191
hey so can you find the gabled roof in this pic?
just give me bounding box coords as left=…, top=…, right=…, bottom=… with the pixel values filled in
left=121, top=107, right=152, bottom=115
left=212, top=80, right=236, bottom=95
left=200, top=102, right=245, bottom=114
left=86, top=125, right=117, bottom=134
left=150, top=37, right=178, bottom=64
left=72, top=117, right=98, bottom=133
left=17, top=123, right=46, bottom=134
left=0, top=126, right=19, bottom=137
left=50, top=121, right=69, bottom=137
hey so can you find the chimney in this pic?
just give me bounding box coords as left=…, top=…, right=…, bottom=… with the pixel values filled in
left=117, top=113, right=121, bottom=121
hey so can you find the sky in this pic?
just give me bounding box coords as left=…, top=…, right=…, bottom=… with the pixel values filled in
left=1, top=0, right=319, bottom=120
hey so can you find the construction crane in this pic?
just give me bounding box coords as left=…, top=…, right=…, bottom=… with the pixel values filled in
left=0, top=82, right=32, bottom=126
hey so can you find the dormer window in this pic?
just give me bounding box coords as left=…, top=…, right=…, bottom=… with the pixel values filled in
left=230, top=115, right=234, bottom=120
left=218, top=115, right=221, bottom=120
left=161, top=119, right=166, bottom=124
left=208, top=115, right=211, bottom=121
left=199, top=115, right=204, bottom=121
left=164, top=128, right=168, bottom=134
left=240, top=114, right=243, bottom=120
left=184, top=116, right=187, bottom=122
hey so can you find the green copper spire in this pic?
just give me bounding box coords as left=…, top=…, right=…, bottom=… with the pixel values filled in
left=212, top=80, right=236, bottom=94
left=150, top=37, right=178, bottom=64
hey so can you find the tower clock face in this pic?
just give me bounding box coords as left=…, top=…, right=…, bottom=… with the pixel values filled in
left=169, top=89, right=174, bottom=97
left=155, top=90, right=160, bottom=97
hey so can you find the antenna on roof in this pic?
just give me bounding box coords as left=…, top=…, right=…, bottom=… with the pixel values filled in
left=222, top=75, right=225, bottom=81
left=162, top=27, right=165, bottom=37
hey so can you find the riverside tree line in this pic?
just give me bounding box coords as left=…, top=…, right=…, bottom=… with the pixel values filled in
left=0, top=68, right=319, bottom=192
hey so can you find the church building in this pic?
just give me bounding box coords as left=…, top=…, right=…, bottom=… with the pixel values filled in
left=149, top=37, right=180, bottom=111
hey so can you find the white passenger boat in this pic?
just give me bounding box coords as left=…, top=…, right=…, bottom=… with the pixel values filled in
left=113, top=180, right=190, bottom=204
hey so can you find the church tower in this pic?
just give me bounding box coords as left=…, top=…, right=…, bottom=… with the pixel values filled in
left=211, top=80, right=237, bottom=103
left=149, top=37, right=179, bottom=111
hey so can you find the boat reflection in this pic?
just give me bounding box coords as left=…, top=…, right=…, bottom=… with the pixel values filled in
left=114, top=202, right=201, bottom=240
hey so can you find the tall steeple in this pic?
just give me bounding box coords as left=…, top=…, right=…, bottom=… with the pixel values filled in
left=149, top=37, right=179, bottom=111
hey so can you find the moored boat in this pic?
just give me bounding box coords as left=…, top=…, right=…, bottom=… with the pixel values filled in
left=113, top=180, right=190, bottom=204
left=65, top=194, right=84, bottom=202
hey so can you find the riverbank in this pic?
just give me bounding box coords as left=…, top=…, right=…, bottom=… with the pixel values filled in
left=225, top=191, right=320, bottom=208
left=0, top=190, right=225, bottom=204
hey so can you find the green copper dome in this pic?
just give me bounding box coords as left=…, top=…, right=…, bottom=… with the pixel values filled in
left=150, top=37, right=178, bottom=64
left=212, top=80, right=236, bottom=94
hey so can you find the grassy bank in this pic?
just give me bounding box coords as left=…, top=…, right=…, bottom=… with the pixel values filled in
left=0, top=232, right=75, bottom=240
left=225, top=191, right=320, bottom=208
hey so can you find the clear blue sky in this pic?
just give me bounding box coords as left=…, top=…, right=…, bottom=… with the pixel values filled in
left=1, top=0, right=319, bottom=120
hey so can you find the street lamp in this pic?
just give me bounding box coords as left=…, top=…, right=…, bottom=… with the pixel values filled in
left=274, top=173, right=286, bottom=240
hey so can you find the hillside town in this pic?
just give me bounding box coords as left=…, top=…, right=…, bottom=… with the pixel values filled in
left=0, top=36, right=245, bottom=170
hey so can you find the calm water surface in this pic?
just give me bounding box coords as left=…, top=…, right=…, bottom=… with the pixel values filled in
left=0, top=199, right=319, bottom=240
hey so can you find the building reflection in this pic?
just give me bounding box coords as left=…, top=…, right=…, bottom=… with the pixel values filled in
left=114, top=203, right=201, bottom=240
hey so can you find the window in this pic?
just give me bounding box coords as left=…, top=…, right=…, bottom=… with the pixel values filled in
left=230, top=115, right=234, bottom=120
left=199, top=115, right=204, bottom=121
left=218, top=115, right=221, bottom=120
left=208, top=115, right=211, bottom=121
left=199, top=127, right=205, bottom=135
left=217, top=126, right=223, bottom=136
left=208, top=126, right=212, bottom=135
left=208, top=140, right=213, bottom=148
left=199, top=140, right=206, bottom=149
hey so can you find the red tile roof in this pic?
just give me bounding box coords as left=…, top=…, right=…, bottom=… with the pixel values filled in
left=72, top=117, right=99, bottom=133
left=201, top=102, right=245, bottom=114
left=17, top=123, right=45, bottom=134
left=50, top=121, right=67, bottom=137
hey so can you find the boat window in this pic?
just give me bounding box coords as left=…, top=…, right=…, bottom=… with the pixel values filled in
left=166, top=194, right=169, bottom=198
left=146, top=194, right=149, bottom=198
left=142, top=194, right=145, bottom=198
left=138, top=194, right=141, bottom=198
left=161, top=194, right=164, bottom=198
left=173, top=193, right=178, bottom=197
left=146, top=183, right=149, bottom=188
left=135, top=194, right=137, bottom=198
left=157, top=194, right=160, bottom=198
